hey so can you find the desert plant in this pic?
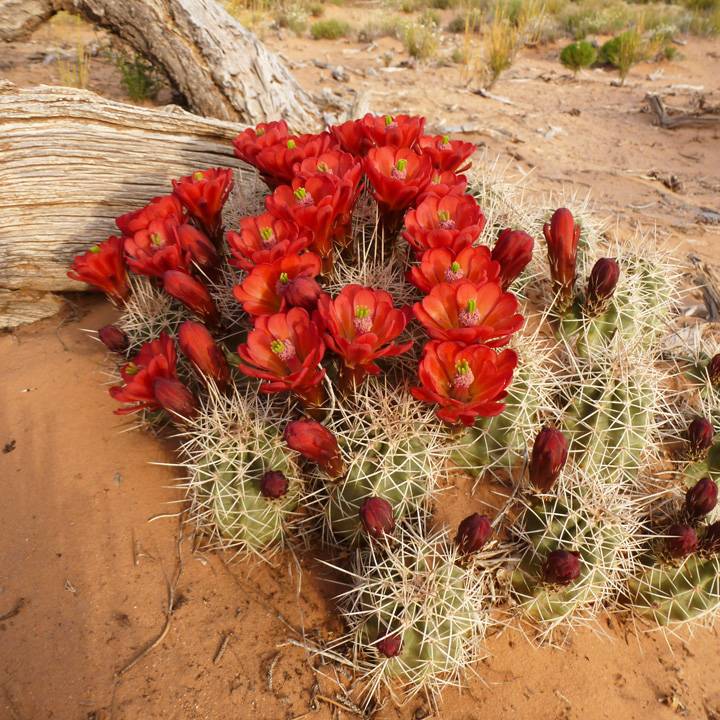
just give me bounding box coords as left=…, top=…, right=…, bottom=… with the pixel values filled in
left=310, top=18, right=351, bottom=38
left=57, top=42, right=91, bottom=89
left=402, top=16, right=440, bottom=59
left=559, top=39, right=597, bottom=74
left=113, top=51, right=161, bottom=102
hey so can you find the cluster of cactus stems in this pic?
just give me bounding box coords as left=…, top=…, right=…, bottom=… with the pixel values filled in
left=69, top=110, right=720, bottom=708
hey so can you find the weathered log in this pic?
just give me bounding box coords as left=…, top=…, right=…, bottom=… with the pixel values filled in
left=0, top=82, right=256, bottom=292
left=0, top=0, right=321, bottom=129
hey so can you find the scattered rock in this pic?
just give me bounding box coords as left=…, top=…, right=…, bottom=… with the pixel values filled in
left=698, top=208, right=720, bottom=225
left=331, top=65, right=347, bottom=82
left=3, top=440, right=16, bottom=454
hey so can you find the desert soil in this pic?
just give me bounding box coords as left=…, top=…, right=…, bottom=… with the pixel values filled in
left=2, top=8, right=720, bottom=720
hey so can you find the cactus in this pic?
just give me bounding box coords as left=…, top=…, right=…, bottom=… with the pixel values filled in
left=450, top=324, right=561, bottom=481
left=319, top=377, right=453, bottom=545
left=332, top=519, right=498, bottom=705
left=178, top=384, right=306, bottom=557
left=509, top=481, right=641, bottom=637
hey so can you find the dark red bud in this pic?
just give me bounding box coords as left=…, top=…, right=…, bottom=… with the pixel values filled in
left=98, top=324, right=129, bottom=353
left=283, top=276, right=322, bottom=310
left=529, top=427, right=569, bottom=493
left=687, top=416, right=714, bottom=460
left=491, top=229, right=534, bottom=290
left=544, top=549, right=581, bottom=585
left=260, top=470, right=289, bottom=499
left=685, top=477, right=718, bottom=519
left=284, top=419, right=344, bottom=477
left=152, top=377, right=197, bottom=420
left=455, top=513, right=492, bottom=554
left=376, top=633, right=402, bottom=658
left=359, top=496, right=395, bottom=538
left=702, top=521, right=720, bottom=553
left=586, top=257, right=620, bottom=312
left=665, top=524, right=698, bottom=558
left=162, top=270, right=218, bottom=324
left=708, top=354, right=720, bottom=387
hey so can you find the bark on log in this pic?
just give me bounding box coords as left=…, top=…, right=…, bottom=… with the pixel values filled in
left=0, top=82, right=256, bottom=293
left=0, top=0, right=321, bottom=129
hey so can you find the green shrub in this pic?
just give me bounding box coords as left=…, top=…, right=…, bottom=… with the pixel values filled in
left=402, top=16, right=439, bottom=59
left=113, top=52, right=160, bottom=102
left=560, top=40, right=597, bottom=73
left=600, top=29, right=645, bottom=84
left=310, top=18, right=351, bottom=38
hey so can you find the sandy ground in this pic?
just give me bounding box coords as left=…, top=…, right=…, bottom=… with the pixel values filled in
left=2, top=8, right=720, bottom=720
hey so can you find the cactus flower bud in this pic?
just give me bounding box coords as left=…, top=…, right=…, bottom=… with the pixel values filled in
left=178, top=320, right=230, bottom=388
left=529, top=427, right=569, bottom=493
left=152, top=377, right=197, bottom=420
left=686, top=416, right=714, bottom=460
left=455, top=513, right=492, bottom=554
left=359, top=497, right=395, bottom=538
left=376, top=633, right=402, bottom=658
left=707, top=354, right=720, bottom=387
left=585, top=257, right=620, bottom=315
left=685, top=477, right=718, bottom=519
left=491, top=229, right=534, bottom=290
left=162, top=270, right=218, bottom=324
left=543, top=207, right=580, bottom=311
left=260, top=470, right=289, bottom=499
left=544, top=549, right=581, bottom=585
left=283, top=419, right=344, bottom=477
left=701, top=521, right=720, bottom=553
left=98, top=324, right=129, bottom=353
left=665, top=524, right=698, bottom=558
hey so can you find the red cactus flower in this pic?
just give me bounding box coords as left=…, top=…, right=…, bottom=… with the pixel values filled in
left=253, top=132, right=337, bottom=184
left=109, top=334, right=177, bottom=414
left=227, top=212, right=310, bottom=272
left=153, top=377, right=197, bottom=421
left=67, top=235, right=129, bottom=304
left=418, top=134, right=476, bottom=173
left=403, top=193, right=486, bottom=256
left=455, top=513, right=492, bottom=554
left=233, top=120, right=289, bottom=167
left=235, top=307, right=326, bottom=406
left=172, top=167, right=234, bottom=241
left=491, top=229, right=534, bottom=290
left=98, top=325, right=129, bottom=353
left=163, top=270, right=218, bottom=324
left=413, top=280, right=523, bottom=347
left=543, top=207, right=580, bottom=310
left=315, top=285, right=413, bottom=382
left=178, top=320, right=230, bottom=388
left=665, top=524, right=698, bottom=558
left=407, top=246, right=500, bottom=294
left=123, top=218, right=190, bottom=277
left=544, top=550, right=581, bottom=585
left=233, top=253, right=322, bottom=316
left=265, top=174, right=358, bottom=261
left=260, top=470, right=289, bottom=499
left=359, top=496, right=395, bottom=538
left=284, top=419, right=344, bottom=477
left=364, top=146, right=433, bottom=213
left=529, top=427, right=569, bottom=493
left=294, top=149, right=360, bottom=182
left=411, top=340, right=517, bottom=426
left=329, top=118, right=373, bottom=156
left=361, top=113, right=425, bottom=149
left=115, top=194, right=184, bottom=236
left=417, top=171, right=468, bottom=202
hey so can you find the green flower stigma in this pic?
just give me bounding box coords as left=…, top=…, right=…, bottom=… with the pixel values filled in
left=150, top=232, right=163, bottom=247
left=193, top=171, right=204, bottom=181
left=384, top=114, right=394, bottom=126
left=466, top=298, right=477, bottom=314
left=450, top=261, right=461, bottom=273
left=279, top=272, right=289, bottom=284
left=441, top=135, right=450, bottom=145
left=294, top=187, right=307, bottom=201
left=438, top=210, right=451, bottom=222
left=260, top=226, right=274, bottom=242
left=455, top=358, right=471, bottom=375
left=355, top=305, right=370, bottom=319
left=396, top=159, right=408, bottom=172
left=270, top=339, right=285, bottom=355
left=287, top=139, right=297, bottom=149
left=89, top=245, right=101, bottom=254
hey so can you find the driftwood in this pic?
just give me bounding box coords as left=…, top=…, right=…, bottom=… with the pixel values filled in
left=0, top=82, right=256, bottom=295
left=645, top=93, right=720, bottom=130
left=0, top=0, right=321, bottom=129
